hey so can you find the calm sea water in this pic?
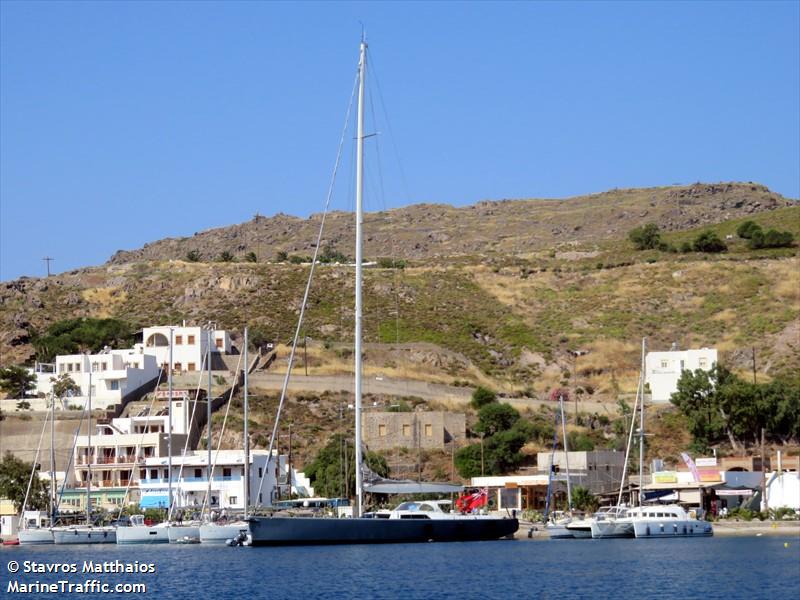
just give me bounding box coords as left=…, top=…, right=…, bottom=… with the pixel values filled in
left=3, top=536, right=799, bottom=599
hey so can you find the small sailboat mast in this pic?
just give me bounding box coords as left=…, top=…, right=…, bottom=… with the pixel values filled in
left=50, top=391, right=56, bottom=523
left=243, top=327, right=250, bottom=519
left=168, top=328, right=174, bottom=514
left=559, top=393, right=572, bottom=511
left=86, top=369, right=92, bottom=526
left=353, top=37, right=367, bottom=518
left=637, top=337, right=646, bottom=507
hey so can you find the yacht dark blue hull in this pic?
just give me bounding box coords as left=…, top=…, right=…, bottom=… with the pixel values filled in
left=247, top=516, right=518, bottom=546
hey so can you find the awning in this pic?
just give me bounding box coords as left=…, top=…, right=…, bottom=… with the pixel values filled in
left=364, top=481, right=464, bottom=495
left=716, top=488, right=755, bottom=497
left=643, top=489, right=676, bottom=501
left=139, top=495, right=169, bottom=509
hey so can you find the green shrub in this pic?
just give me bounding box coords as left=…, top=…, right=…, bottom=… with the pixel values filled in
left=736, top=220, right=761, bottom=239
left=692, top=231, right=727, bottom=253
left=470, top=386, right=497, bottom=410
left=628, top=223, right=661, bottom=250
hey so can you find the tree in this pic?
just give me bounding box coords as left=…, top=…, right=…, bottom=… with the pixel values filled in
left=0, top=366, right=36, bottom=399
left=692, top=231, right=727, bottom=253
left=628, top=223, right=662, bottom=250
left=32, top=318, right=135, bottom=363
left=571, top=486, right=599, bottom=512
left=185, top=250, right=201, bottom=262
left=454, top=444, right=483, bottom=478
left=483, top=423, right=531, bottom=473
left=218, top=251, right=234, bottom=262
left=470, top=386, right=497, bottom=410
left=304, top=434, right=389, bottom=499
left=736, top=220, right=762, bottom=239
left=244, top=252, right=258, bottom=263
left=475, top=402, right=520, bottom=436
left=0, top=452, right=49, bottom=511
left=51, top=373, right=80, bottom=402
left=669, top=364, right=799, bottom=450
left=275, top=251, right=288, bottom=262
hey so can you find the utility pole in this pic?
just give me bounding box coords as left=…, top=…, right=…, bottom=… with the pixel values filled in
left=43, top=257, right=53, bottom=277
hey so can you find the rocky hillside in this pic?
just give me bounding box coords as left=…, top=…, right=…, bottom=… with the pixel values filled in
left=1, top=183, right=797, bottom=397
left=107, top=183, right=792, bottom=264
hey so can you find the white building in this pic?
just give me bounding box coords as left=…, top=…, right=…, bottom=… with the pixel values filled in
left=142, top=325, right=231, bottom=373
left=645, top=347, right=718, bottom=403
left=138, top=450, right=313, bottom=511
left=66, top=409, right=190, bottom=512
left=32, top=348, right=160, bottom=409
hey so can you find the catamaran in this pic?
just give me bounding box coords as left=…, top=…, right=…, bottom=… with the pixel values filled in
left=246, top=39, right=518, bottom=546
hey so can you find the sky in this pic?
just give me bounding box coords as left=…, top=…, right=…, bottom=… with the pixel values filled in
left=1, top=1, right=798, bottom=281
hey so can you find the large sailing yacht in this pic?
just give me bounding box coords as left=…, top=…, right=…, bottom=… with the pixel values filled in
left=247, top=39, right=518, bottom=546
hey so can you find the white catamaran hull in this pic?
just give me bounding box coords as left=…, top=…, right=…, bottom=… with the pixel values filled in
left=546, top=523, right=574, bottom=539
left=590, top=520, right=634, bottom=539
left=53, top=527, right=117, bottom=544
left=199, top=522, right=249, bottom=544
left=18, top=529, right=54, bottom=544
left=633, top=519, right=713, bottom=538
left=116, top=525, right=170, bottom=544
left=168, top=524, right=201, bottom=544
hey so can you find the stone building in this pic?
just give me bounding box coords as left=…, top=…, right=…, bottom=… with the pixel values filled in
left=363, top=411, right=466, bottom=451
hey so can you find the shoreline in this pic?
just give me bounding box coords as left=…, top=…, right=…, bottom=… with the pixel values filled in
left=514, top=520, right=800, bottom=540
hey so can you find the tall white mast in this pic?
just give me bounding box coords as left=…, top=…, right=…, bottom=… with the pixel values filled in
left=86, top=368, right=92, bottom=525
left=207, top=328, right=213, bottom=514
left=50, top=391, right=56, bottom=522
left=353, top=38, right=367, bottom=518
left=168, top=328, right=174, bottom=515
left=559, top=394, right=572, bottom=511
left=243, top=327, right=249, bottom=519
left=637, top=337, right=646, bottom=507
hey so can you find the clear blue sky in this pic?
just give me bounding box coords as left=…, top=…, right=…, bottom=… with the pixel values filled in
left=1, top=1, right=798, bottom=281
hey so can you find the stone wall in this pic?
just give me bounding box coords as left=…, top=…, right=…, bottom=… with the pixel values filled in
left=363, top=411, right=466, bottom=451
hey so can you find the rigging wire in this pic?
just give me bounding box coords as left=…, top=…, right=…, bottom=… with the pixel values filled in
left=199, top=350, right=243, bottom=518
left=168, top=349, right=210, bottom=521
left=115, top=368, right=164, bottom=520
left=252, top=61, right=361, bottom=510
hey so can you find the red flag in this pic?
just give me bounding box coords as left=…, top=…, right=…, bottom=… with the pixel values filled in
left=457, top=488, right=488, bottom=513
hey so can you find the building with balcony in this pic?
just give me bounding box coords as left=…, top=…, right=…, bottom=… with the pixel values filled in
left=645, top=347, right=718, bottom=403
left=138, top=450, right=313, bottom=511
left=65, top=409, right=189, bottom=513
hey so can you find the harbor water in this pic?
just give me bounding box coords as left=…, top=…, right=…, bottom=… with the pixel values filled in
left=3, top=536, right=798, bottom=599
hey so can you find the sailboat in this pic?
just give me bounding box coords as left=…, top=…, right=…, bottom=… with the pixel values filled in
left=247, top=39, right=518, bottom=546
left=543, top=391, right=574, bottom=539
left=17, top=397, right=56, bottom=544
left=117, top=331, right=176, bottom=544
left=589, top=338, right=648, bottom=539
left=167, top=328, right=214, bottom=544
left=198, top=327, right=251, bottom=544
left=53, top=370, right=117, bottom=544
